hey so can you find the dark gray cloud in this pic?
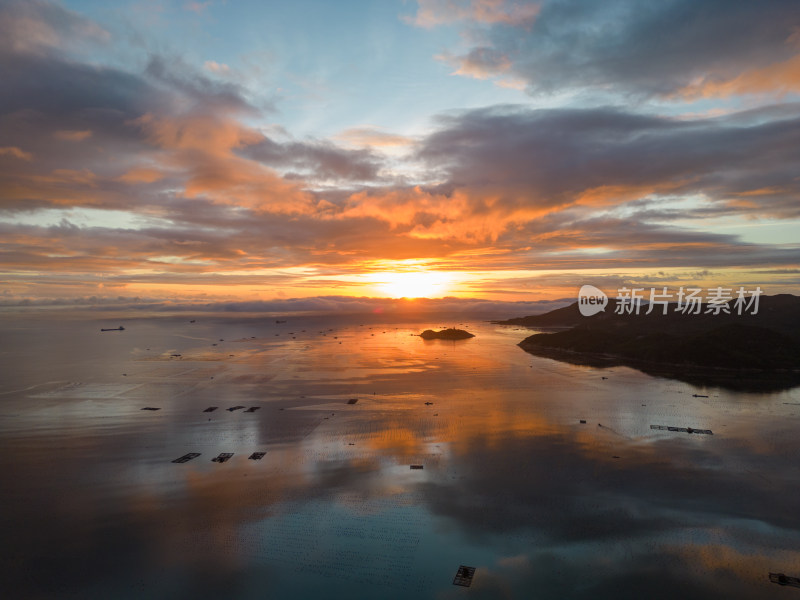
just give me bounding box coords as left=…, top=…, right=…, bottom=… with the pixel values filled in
left=0, top=50, right=163, bottom=192
left=243, top=137, right=384, bottom=183
left=144, top=55, right=264, bottom=116
left=0, top=0, right=110, bottom=58
left=502, top=214, right=800, bottom=269
left=419, top=104, right=800, bottom=218
left=443, top=0, right=800, bottom=98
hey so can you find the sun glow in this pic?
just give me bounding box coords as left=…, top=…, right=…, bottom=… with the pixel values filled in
left=374, top=271, right=452, bottom=298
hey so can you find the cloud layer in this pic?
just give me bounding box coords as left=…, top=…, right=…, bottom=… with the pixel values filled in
left=430, top=0, right=800, bottom=99
left=0, top=0, right=799, bottom=305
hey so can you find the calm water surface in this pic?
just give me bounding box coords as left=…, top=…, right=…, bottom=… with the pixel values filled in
left=1, top=312, right=799, bottom=599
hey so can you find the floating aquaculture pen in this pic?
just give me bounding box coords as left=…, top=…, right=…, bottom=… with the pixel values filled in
left=770, top=573, right=800, bottom=588
left=453, top=565, right=476, bottom=587
left=172, top=453, right=200, bottom=463
left=650, top=425, right=713, bottom=435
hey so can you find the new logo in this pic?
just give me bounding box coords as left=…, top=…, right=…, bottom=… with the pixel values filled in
left=578, top=285, right=608, bottom=316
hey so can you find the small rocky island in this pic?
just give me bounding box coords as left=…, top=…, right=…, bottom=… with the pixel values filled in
left=419, top=328, right=475, bottom=340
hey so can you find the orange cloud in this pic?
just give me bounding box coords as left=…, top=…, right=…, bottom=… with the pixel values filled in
left=54, top=129, right=93, bottom=142
left=335, top=127, right=412, bottom=148
left=117, top=167, right=166, bottom=184
left=494, top=76, right=527, bottom=90
left=575, top=181, right=691, bottom=206
left=678, top=53, right=800, bottom=98
left=203, top=60, right=231, bottom=76
left=0, top=167, right=135, bottom=209
left=0, top=146, right=33, bottom=160
left=438, top=48, right=512, bottom=80
left=132, top=112, right=316, bottom=214
left=132, top=113, right=261, bottom=155
left=38, top=168, right=98, bottom=187
left=181, top=158, right=315, bottom=214
left=0, top=0, right=110, bottom=57
left=337, top=185, right=557, bottom=242
left=410, top=0, right=540, bottom=28
left=735, top=186, right=789, bottom=197
left=340, top=187, right=465, bottom=227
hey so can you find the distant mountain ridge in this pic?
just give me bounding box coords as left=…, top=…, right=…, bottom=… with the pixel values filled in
left=499, top=294, right=800, bottom=390
left=496, top=294, right=800, bottom=335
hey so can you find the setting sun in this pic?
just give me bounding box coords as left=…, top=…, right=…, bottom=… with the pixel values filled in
left=374, top=271, right=452, bottom=298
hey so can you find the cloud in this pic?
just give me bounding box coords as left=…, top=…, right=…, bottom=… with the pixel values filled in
left=409, top=0, right=540, bottom=28
left=437, top=47, right=512, bottom=79
left=678, top=53, right=800, bottom=99
left=126, top=112, right=322, bottom=213
left=0, top=22, right=170, bottom=212
left=0, top=0, right=110, bottom=57
left=0, top=9, right=326, bottom=216
left=1, top=0, right=799, bottom=304
left=427, top=0, right=800, bottom=99
left=0, top=291, right=571, bottom=317
left=144, top=55, right=261, bottom=115
left=0, top=146, right=32, bottom=160
left=415, top=104, right=800, bottom=221
left=54, top=130, right=92, bottom=142
left=184, top=1, right=212, bottom=14
left=243, top=137, right=384, bottom=183
left=203, top=60, right=231, bottom=76
left=337, top=185, right=551, bottom=242
left=7, top=81, right=799, bottom=302
left=117, top=167, right=166, bottom=184
left=335, top=127, right=413, bottom=149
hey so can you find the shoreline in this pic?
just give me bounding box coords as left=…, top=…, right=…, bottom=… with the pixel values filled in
left=517, top=342, right=800, bottom=392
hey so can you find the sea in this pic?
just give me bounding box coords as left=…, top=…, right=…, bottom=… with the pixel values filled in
left=1, top=310, right=799, bottom=599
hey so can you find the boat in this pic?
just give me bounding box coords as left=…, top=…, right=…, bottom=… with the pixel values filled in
left=100, top=326, right=125, bottom=332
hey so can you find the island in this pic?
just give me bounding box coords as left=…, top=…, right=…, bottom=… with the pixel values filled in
left=499, top=294, right=800, bottom=391
left=419, top=328, right=475, bottom=340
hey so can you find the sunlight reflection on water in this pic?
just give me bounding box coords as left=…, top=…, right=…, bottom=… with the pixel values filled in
left=1, top=313, right=799, bottom=599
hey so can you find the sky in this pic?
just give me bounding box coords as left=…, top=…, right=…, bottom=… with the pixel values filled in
left=1, top=0, right=800, bottom=307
